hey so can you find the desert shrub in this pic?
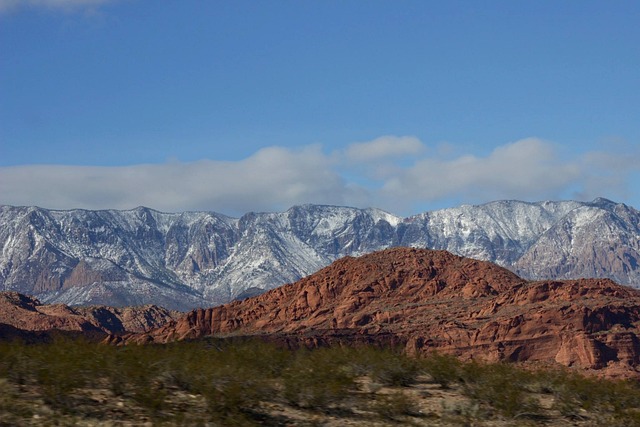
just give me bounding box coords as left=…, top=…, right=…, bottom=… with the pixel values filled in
left=131, top=382, right=168, bottom=416
left=0, top=341, right=37, bottom=385
left=602, top=380, right=640, bottom=422
left=533, top=368, right=611, bottom=417
left=220, top=338, right=292, bottom=377
left=441, top=400, right=488, bottom=424
left=537, top=368, right=640, bottom=421
left=373, top=355, right=421, bottom=387
left=154, top=340, right=210, bottom=393
left=370, top=391, right=418, bottom=420
left=461, top=361, right=540, bottom=418
left=544, top=370, right=594, bottom=418
left=200, top=380, right=266, bottom=425
left=282, top=347, right=357, bottom=409
left=31, top=336, right=102, bottom=411
left=421, top=352, right=462, bottom=388
left=200, top=362, right=274, bottom=423
left=160, top=339, right=280, bottom=423
left=0, top=335, right=99, bottom=393
left=105, top=344, right=160, bottom=391
left=5, top=336, right=640, bottom=425
left=349, top=346, right=421, bottom=387
left=0, top=378, right=33, bottom=421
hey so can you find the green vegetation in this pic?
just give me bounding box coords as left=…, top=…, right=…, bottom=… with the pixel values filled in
left=282, top=347, right=357, bottom=408
left=460, top=361, right=541, bottom=418
left=1, top=336, right=640, bottom=425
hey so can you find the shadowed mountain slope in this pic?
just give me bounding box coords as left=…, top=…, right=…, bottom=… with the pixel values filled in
left=0, top=291, right=180, bottom=338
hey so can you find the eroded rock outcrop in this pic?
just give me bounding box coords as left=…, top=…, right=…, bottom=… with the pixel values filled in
left=0, top=291, right=180, bottom=337
left=114, top=248, right=640, bottom=378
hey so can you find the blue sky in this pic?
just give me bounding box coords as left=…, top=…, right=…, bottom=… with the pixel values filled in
left=1, top=0, right=639, bottom=216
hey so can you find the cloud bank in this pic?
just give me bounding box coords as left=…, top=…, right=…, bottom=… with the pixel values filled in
left=343, top=136, right=424, bottom=163
left=1, top=137, right=638, bottom=216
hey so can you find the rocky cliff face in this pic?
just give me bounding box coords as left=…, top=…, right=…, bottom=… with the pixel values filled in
left=514, top=199, right=640, bottom=284
left=116, top=248, right=640, bottom=378
left=0, top=291, right=180, bottom=336
left=1, top=198, right=639, bottom=310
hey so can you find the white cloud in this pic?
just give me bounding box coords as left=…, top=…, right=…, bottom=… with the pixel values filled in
left=378, top=137, right=639, bottom=212
left=0, top=145, right=368, bottom=215
left=573, top=146, right=640, bottom=202
left=380, top=138, right=582, bottom=205
left=0, top=136, right=638, bottom=216
left=343, top=135, right=424, bottom=163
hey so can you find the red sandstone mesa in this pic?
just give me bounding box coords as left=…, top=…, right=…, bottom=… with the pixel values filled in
left=110, top=248, right=640, bottom=378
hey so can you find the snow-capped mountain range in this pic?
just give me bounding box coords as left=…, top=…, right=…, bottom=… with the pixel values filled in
left=1, top=198, right=639, bottom=310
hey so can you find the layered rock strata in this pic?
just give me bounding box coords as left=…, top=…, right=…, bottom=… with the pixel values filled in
left=113, top=248, right=640, bottom=378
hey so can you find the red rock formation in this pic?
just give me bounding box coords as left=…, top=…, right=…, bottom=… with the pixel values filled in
left=0, top=292, right=180, bottom=337
left=110, top=248, right=640, bottom=378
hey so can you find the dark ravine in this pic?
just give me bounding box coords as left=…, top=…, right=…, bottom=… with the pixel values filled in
left=1, top=198, right=639, bottom=310
left=112, top=248, right=640, bottom=379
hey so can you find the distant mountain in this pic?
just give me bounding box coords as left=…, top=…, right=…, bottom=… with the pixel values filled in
left=114, top=248, right=640, bottom=378
left=1, top=198, right=639, bottom=310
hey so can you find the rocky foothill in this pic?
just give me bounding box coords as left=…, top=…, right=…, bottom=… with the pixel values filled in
left=0, top=291, right=180, bottom=340
left=112, top=248, right=640, bottom=379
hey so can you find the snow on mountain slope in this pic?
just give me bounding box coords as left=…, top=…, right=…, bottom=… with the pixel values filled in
left=514, top=199, right=640, bottom=285
left=202, top=211, right=330, bottom=304
left=401, top=200, right=584, bottom=265
left=1, top=198, right=639, bottom=310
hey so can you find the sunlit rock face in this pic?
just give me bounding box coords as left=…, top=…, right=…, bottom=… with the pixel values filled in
left=117, top=248, right=640, bottom=379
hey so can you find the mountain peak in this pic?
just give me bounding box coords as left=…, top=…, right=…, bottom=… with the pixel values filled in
left=591, top=197, right=617, bottom=207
